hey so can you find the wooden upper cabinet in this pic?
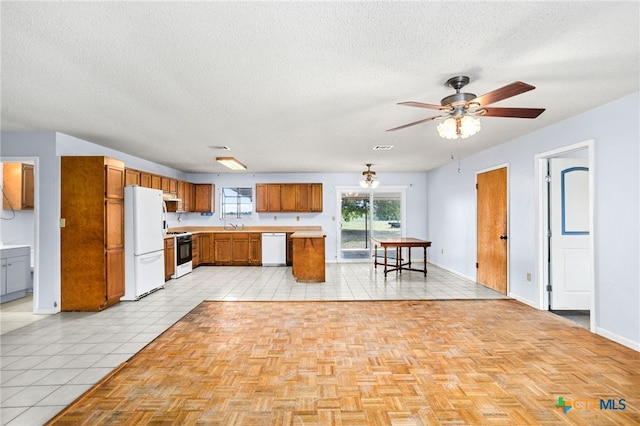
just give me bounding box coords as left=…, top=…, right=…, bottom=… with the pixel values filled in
left=161, top=177, right=178, bottom=194
left=124, top=168, right=140, bottom=186
left=311, top=183, right=323, bottom=212
left=194, top=184, right=215, bottom=213
left=255, top=183, right=323, bottom=213
left=151, top=174, right=162, bottom=190
left=296, top=183, right=311, bottom=212
left=2, top=162, right=34, bottom=210
left=139, top=171, right=152, bottom=188
left=105, top=161, right=125, bottom=199
left=281, top=184, right=297, bottom=212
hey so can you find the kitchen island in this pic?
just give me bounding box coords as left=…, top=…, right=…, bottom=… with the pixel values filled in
left=290, top=230, right=326, bottom=282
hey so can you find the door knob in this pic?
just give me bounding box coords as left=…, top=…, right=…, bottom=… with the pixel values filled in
left=500, top=235, right=508, bottom=240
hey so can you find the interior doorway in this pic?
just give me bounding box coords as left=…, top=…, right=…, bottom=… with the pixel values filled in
left=536, top=141, right=594, bottom=331
left=0, top=158, right=38, bottom=317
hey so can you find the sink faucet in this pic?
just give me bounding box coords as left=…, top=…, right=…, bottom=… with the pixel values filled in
left=229, top=223, right=238, bottom=230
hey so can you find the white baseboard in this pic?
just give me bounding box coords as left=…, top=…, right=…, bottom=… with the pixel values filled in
left=508, top=293, right=536, bottom=309
left=426, top=261, right=475, bottom=282
left=596, top=327, right=640, bottom=352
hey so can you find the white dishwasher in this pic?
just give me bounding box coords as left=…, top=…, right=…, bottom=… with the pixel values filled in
left=261, top=233, right=287, bottom=266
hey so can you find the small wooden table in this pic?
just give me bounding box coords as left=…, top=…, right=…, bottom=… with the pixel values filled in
left=371, top=237, right=432, bottom=277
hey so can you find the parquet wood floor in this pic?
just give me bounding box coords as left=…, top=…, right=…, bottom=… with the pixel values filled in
left=47, top=300, right=639, bottom=425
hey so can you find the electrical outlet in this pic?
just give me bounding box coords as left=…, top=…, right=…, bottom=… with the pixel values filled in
left=296, top=216, right=300, bottom=221
left=441, top=249, right=444, bottom=254
left=526, top=273, right=532, bottom=282
left=60, top=218, right=66, bottom=227
left=273, top=216, right=277, bottom=221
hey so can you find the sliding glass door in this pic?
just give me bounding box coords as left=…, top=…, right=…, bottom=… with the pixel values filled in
left=337, top=187, right=405, bottom=262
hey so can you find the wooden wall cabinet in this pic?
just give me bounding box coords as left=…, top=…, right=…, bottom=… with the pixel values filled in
left=161, top=177, right=177, bottom=195
left=124, top=168, right=140, bottom=186
left=140, top=171, right=152, bottom=188
left=164, top=238, right=175, bottom=281
left=194, top=184, right=215, bottom=213
left=151, top=174, right=162, bottom=190
left=2, top=162, right=34, bottom=210
left=61, top=156, right=125, bottom=311
left=255, top=183, right=323, bottom=213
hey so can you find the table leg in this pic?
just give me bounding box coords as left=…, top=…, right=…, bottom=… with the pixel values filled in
left=384, top=245, right=388, bottom=277
left=423, top=245, right=427, bottom=276
left=374, top=243, right=378, bottom=269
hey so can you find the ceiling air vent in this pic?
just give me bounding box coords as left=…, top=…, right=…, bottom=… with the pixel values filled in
left=373, top=145, right=394, bottom=151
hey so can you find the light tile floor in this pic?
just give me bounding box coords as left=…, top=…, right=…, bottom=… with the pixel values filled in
left=0, top=263, right=504, bottom=425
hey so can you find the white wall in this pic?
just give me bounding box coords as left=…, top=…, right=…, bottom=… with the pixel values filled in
left=426, top=92, right=640, bottom=349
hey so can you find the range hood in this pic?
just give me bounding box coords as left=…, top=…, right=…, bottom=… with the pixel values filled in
left=162, top=193, right=182, bottom=202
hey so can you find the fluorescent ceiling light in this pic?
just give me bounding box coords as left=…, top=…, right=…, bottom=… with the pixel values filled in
left=216, top=157, right=247, bottom=171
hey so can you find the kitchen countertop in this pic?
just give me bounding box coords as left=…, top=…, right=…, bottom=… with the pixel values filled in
left=167, top=225, right=322, bottom=235
left=290, top=231, right=326, bottom=238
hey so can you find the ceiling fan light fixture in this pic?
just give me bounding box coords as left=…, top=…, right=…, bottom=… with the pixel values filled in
left=216, top=157, right=247, bottom=170
left=437, top=116, right=481, bottom=139
left=359, top=163, right=379, bottom=188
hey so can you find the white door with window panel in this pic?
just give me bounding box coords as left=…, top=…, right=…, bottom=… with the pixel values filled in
left=550, top=158, right=591, bottom=310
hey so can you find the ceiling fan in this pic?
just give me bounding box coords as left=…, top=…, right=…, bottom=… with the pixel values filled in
left=386, top=76, right=545, bottom=139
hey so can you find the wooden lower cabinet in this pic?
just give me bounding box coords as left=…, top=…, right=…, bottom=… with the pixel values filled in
left=191, top=234, right=200, bottom=268
left=203, top=233, right=263, bottom=266
left=164, top=238, right=175, bottom=281
left=199, top=234, right=215, bottom=264
left=249, top=233, right=262, bottom=265
left=291, top=233, right=326, bottom=282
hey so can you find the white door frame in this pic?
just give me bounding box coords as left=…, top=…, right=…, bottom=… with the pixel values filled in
left=0, top=156, right=39, bottom=315
left=534, top=139, right=595, bottom=331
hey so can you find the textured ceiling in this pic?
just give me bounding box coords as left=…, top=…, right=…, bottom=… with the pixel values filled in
left=1, top=2, right=638, bottom=173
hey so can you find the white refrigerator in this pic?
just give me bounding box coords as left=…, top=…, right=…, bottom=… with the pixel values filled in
left=123, top=186, right=166, bottom=300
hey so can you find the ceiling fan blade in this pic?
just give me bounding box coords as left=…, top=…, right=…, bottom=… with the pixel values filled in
left=386, top=115, right=443, bottom=132
left=482, top=107, right=545, bottom=119
left=397, top=101, right=444, bottom=110
left=473, top=81, right=536, bottom=107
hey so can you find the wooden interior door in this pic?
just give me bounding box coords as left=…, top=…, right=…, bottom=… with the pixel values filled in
left=477, top=167, right=508, bottom=294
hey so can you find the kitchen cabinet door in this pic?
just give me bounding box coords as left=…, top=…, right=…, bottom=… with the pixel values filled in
left=267, top=184, right=281, bottom=212
left=125, top=168, right=140, bottom=186
left=231, top=234, right=250, bottom=264
left=191, top=234, right=199, bottom=268
left=106, top=248, right=125, bottom=300
left=214, top=234, right=232, bottom=265
left=140, top=172, right=152, bottom=188
left=164, top=238, right=175, bottom=280
left=151, top=174, right=162, bottom=190
left=296, top=183, right=311, bottom=212
left=194, top=184, right=215, bottom=213
left=199, top=234, right=214, bottom=264
left=249, top=233, right=262, bottom=265
left=176, top=180, right=186, bottom=212
left=311, top=184, right=323, bottom=212
left=281, top=184, right=297, bottom=212
left=256, top=184, right=268, bottom=212
left=105, top=164, right=125, bottom=199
